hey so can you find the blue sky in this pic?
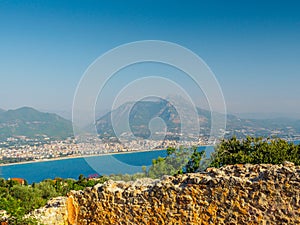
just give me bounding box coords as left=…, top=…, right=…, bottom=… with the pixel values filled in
left=0, top=0, right=300, bottom=117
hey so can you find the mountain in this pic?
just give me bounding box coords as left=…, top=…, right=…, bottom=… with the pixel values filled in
left=97, top=100, right=186, bottom=140
left=96, top=99, right=215, bottom=141
left=0, top=107, right=73, bottom=141
left=96, top=99, right=300, bottom=140
left=236, top=112, right=300, bottom=120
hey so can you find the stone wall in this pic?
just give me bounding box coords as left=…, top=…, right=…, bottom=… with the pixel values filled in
left=31, top=197, right=68, bottom=225
left=36, top=162, right=300, bottom=225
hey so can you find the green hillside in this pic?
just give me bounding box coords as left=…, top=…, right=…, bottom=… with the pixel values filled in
left=0, top=107, right=73, bottom=141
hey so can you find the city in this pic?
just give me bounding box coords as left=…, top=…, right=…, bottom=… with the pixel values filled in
left=1, top=125, right=300, bottom=165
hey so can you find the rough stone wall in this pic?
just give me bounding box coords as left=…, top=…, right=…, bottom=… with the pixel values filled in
left=32, top=197, right=68, bottom=225
left=38, top=162, right=300, bottom=225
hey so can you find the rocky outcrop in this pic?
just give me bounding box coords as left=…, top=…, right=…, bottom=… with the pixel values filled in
left=36, top=162, right=300, bottom=224
left=32, top=197, right=68, bottom=225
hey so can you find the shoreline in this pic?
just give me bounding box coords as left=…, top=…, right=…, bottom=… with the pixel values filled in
left=0, top=148, right=169, bottom=167
left=2, top=139, right=299, bottom=168
left=0, top=145, right=214, bottom=167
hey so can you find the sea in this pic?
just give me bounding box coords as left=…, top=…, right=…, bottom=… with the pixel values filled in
left=0, top=146, right=214, bottom=183
left=1, top=140, right=299, bottom=184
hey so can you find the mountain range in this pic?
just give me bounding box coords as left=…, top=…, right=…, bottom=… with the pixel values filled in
left=1, top=102, right=300, bottom=143
left=0, top=107, right=73, bottom=141
left=96, top=99, right=300, bottom=140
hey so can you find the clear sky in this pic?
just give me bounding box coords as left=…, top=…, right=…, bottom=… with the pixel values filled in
left=0, top=0, right=300, bottom=118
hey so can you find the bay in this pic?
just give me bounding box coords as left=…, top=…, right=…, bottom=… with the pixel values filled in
left=1, top=140, right=300, bottom=184
left=0, top=146, right=214, bottom=183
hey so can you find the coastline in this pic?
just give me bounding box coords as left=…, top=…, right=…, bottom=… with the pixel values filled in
left=2, top=139, right=299, bottom=168
left=0, top=148, right=168, bottom=167
left=0, top=145, right=214, bottom=168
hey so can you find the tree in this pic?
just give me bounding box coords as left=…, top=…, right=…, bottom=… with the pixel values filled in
left=35, top=181, right=58, bottom=199
left=186, top=146, right=205, bottom=173
left=0, top=175, right=109, bottom=224
left=148, top=146, right=204, bottom=178
left=210, top=136, right=300, bottom=168
left=78, top=174, right=85, bottom=181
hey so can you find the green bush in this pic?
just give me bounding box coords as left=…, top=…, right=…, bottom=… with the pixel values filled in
left=148, top=146, right=204, bottom=178
left=210, top=136, right=300, bottom=167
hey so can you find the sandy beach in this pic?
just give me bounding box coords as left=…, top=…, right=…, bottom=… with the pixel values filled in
left=0, top=148, right=167, bottom=167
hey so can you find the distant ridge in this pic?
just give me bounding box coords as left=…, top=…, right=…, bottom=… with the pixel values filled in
left=96, top=99, right=300, bottom=140
left=0, top=107, right=73, bottom=141
left=96, top=99, right=211, bottom=140
left=1, top=103, right=299, bottom=143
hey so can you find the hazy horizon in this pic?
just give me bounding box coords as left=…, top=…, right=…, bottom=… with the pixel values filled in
left=1, top=1, right=300, bottom=118
left=2, top=102, right=300, bottom=121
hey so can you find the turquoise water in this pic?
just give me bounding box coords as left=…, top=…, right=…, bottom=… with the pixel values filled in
left=0, top=146, right=214, bottom=183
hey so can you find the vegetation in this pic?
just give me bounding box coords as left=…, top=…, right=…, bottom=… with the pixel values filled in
left=0, top=107, right=73, bottom=141
left=0, top=175, right=108, bottom=224
left=147, top=146, right=205, bottom=178
left=0, top=157, right=36, bottom=164
left=99, top=146, right=205, bottom=181
left=1, top=136, right=300, bottom=224
left=210, top=136, right=300, bottom=167
left=146, top=137, right=300, bottom=178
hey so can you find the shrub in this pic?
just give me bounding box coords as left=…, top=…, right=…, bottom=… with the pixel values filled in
left=210, top=136, right=300, bottom=167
